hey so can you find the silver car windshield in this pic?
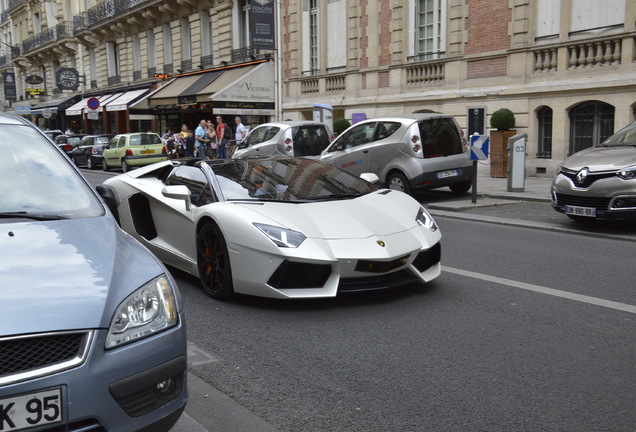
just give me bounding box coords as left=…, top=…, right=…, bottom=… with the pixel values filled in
left=210, top=158, right=378, bottom=202
left=0, top=124, right=103, bottom=219
left=600, top=121, right=636, bottom=147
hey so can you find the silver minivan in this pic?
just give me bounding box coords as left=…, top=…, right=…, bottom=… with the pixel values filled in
left=320, top=114, right=473, bottom=194
left=232, top=121, right=332, bottom=159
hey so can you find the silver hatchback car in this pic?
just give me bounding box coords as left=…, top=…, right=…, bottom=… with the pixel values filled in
left=319, top=114, right=473, bottom=194
left=232, top=121, right=332, bottom=159
left=0, top=114, right=187, bottom=431
left=551, top=120, right=636, bottom=221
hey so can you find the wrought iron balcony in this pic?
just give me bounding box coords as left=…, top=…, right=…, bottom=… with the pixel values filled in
left=74, top=0, right=156, bottom=32
left=231, top=47, right=260, bottom=63
left=200, top=55, right=214, bottom=68
left=22, top=22, right=73, bottom=54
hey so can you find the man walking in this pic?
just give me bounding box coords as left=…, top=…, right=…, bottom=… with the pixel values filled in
left=215, top=115, right=228, bottom=159
left=194, top=119, right=209, bottom=159
left=234, top=116, right=247, bottom=142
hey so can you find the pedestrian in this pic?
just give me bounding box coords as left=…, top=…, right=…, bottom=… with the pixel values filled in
left=175, top=132, right=186, bottom=158
left=194, top=119, right=209, bottom=160
left=183, top=126, right=196, bottom=157
left=206, top=125, right=217, bottom=159
left=215, top=115, right=228, bottom=159
left=161, top=128, right=173, bottom=144
left=165, top=133, right=176, bottom=158
left=234, top=116, right=247, bottom=142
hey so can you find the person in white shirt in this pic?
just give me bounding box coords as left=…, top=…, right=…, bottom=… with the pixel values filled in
left=234, top=116, right=247, bottom=143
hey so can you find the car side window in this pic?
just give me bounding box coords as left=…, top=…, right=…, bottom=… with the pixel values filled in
left=375, top=122, right=401, bottom=140
left=338, top=122, right=377, bottom=150
left=166, top=166, right=216, bottom=206
left=118, top=137, right=126, bottom=148
left=244, top=126, right=267, bottom=147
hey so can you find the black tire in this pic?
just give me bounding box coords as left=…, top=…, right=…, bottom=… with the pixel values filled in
left=387, top=172, right=412, bottom=194
left=121, top=159, right=129, bottom=173
left=197, top=222, right=234, bottom=300
left=87, top=156, right=95, bottom=170
left=449, top=180, right=472, bottom=195
left=72, top=155, right=80, bottom=166
left=102, top=159, right=110, bottom=172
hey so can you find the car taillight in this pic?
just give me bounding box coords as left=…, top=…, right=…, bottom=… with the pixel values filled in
left=63, top=144, right=73, bottom=151
left=126, top=149, right=133, bottom=156
left=411, top=135, right=419, bottom=144
left=413, top=144, right=421, bottom=153
left=285, top=138, right=292, bottom=152
left=91, top=147, right=99, bottom=154
left=162, top=146, right=167, bottom=154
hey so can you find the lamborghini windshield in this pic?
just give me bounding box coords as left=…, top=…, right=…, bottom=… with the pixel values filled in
left=209, top=158, right=379, bottom=202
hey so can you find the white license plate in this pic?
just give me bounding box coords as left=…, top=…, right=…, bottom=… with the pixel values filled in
left=0, top=388, right=63, bottom=431
left=565, top=205, right=596, bottom=217
left=436, top=169, right=459, bottom=179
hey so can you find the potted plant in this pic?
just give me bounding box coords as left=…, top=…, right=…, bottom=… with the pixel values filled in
left=489, top=108, right=517, bottom=178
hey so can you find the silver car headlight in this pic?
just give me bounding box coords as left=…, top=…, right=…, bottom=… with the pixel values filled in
left=106, top=275, right=178, bottom=349
left=416, top=207, right=438, bottom=232
left=254, top=223, right=306, bottom=248
left=618, top=165, right=636, bottom=180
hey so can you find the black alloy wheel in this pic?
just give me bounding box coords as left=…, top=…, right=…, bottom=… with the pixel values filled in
left=197, top=222, right=234, bottom=300
left=121, top=159, right=130, bottom=173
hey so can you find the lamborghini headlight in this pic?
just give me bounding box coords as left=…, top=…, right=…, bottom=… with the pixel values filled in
left=254, top=223, right=306, bottom=248
left=106, top=275, right=178, bottom=349
left=618, top=165, right=636, bottom=180
left=416, top=207, right=438, bottom=232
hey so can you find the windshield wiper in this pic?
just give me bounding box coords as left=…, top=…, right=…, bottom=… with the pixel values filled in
left=0, top=212, right=66, bottom=221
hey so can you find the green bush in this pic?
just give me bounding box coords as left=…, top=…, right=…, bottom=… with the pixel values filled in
left=333, top=118, right=351, bottom=135
left=490, top=108, right=516, bottom=130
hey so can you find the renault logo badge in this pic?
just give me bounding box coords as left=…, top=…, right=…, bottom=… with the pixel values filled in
left=576, top=167, right=589, bottom=185
left=377, top=241, right=386, bottom=247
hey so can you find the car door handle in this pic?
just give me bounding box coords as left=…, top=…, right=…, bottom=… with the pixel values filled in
left=363, top=150, right=369, bottom=154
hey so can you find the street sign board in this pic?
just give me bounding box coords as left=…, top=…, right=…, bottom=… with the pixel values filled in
left=87, top=97, right=100, bottom=110
left=470, top=134, right=489, bottom=161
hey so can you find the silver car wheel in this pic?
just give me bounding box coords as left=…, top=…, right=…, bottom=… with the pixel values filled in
left=388, top=172, right=411, bottom=194
left=121, top=159, right=129, bottom=173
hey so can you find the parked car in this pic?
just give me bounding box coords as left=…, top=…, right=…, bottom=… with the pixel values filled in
left=232, top=121, right=332, bottom=159
left=43, top=129, right=63, bottom=141
left=70, top=134, right=115, bottom=169
left=102, top=132, right=168, bottom=172
left=0, top=113, right=188, bottom=431
left=319, top=114, right=473, bottom=195
left=551, top=120, right=636, bottom=221
left=54, top=133, right=87, bottom=157
left=101, top=157, right=441, bottom=300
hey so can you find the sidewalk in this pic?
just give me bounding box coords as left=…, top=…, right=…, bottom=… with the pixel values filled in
left=427, top=168, right=553, bottom=212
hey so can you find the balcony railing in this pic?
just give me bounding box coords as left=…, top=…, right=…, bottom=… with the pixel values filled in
left=74, top=0, right=153, bottom=31
left=567, top=38, right=621, bottom=69
left=22, top=22, right=73, bottom=54
left=300, top=78, right=319, bottom=94
left=326, top=75, right=345, bottom=93
left=231, top=47, right=259, bottom=63
left=534, top=48, right=557, bottom=72
left=405, top=60, right=445, bottom=85
left=200, top=55, right=214, bottom=68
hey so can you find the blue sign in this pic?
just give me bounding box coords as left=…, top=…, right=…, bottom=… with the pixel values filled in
left=470, top=134, right=489, bottom=161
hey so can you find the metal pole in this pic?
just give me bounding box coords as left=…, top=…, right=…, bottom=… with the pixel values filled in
left=275, top=0, right=283, bottom=121
left=471, top=160, right=478, bottom=204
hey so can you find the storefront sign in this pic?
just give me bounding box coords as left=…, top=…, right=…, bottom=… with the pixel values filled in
left=250, top=0, right=275, bottom=50
left=26, top=88, right=46, bottom=96
left=154, top=73, right=172, bottom=80
left=177, top=95, right=196, bottom=105
left=26, top=75, right=44, bottom=85
left=3, top=72, right=16, bottom=101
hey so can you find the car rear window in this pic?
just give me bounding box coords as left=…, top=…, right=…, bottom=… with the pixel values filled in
left=292, top=125, right=331, bottom=156
left=130, top=134, right=162, bottom=146
left=419, top=118, right=463, bottom=158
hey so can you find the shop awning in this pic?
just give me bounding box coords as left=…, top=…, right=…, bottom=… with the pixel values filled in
left=209, top=61, right=275, bottom=115
left=146, top=75, right=201, bottom=107
left=32, top=94, right=81, bottom=113
left=147, top=60, right=274, bottom=111
left=104, top=89, right=151, bottom=111
left=65, top=93, right=121, bottom=116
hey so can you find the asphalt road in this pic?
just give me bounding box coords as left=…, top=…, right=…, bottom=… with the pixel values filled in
left=82, top=169, right=636, bottom=432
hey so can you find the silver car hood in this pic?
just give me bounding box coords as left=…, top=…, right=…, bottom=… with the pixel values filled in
left=0, top=216, right=163, bottom=336
left=562, top=146, right=636, bottom=171
left=238, top=190, right=422, bottom=239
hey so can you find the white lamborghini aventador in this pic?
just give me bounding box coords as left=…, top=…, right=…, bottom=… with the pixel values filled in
left=99, top=157, right=442, bottom=300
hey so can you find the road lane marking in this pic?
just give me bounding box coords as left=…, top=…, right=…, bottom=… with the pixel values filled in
left=442, top=266, right=636, bottom=315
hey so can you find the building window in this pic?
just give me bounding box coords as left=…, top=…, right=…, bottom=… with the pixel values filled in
left=201, top=10, right=212, bottom=57
left=416, top=0, right=445, bottom=60
left=537, top=106, right=553, bottom=158
left=569, top=101, right=615, bottom=154
left=181, top=18, right=191, bottom=61
left=309, top=0, right=319, bottom=73
left=106, top=42, right=119, bottom=78
left=239, top=0, right=250, bottom=48
left=163, top=24, right=173, bottom=67
left=132, top=34, right=141, bottom=74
